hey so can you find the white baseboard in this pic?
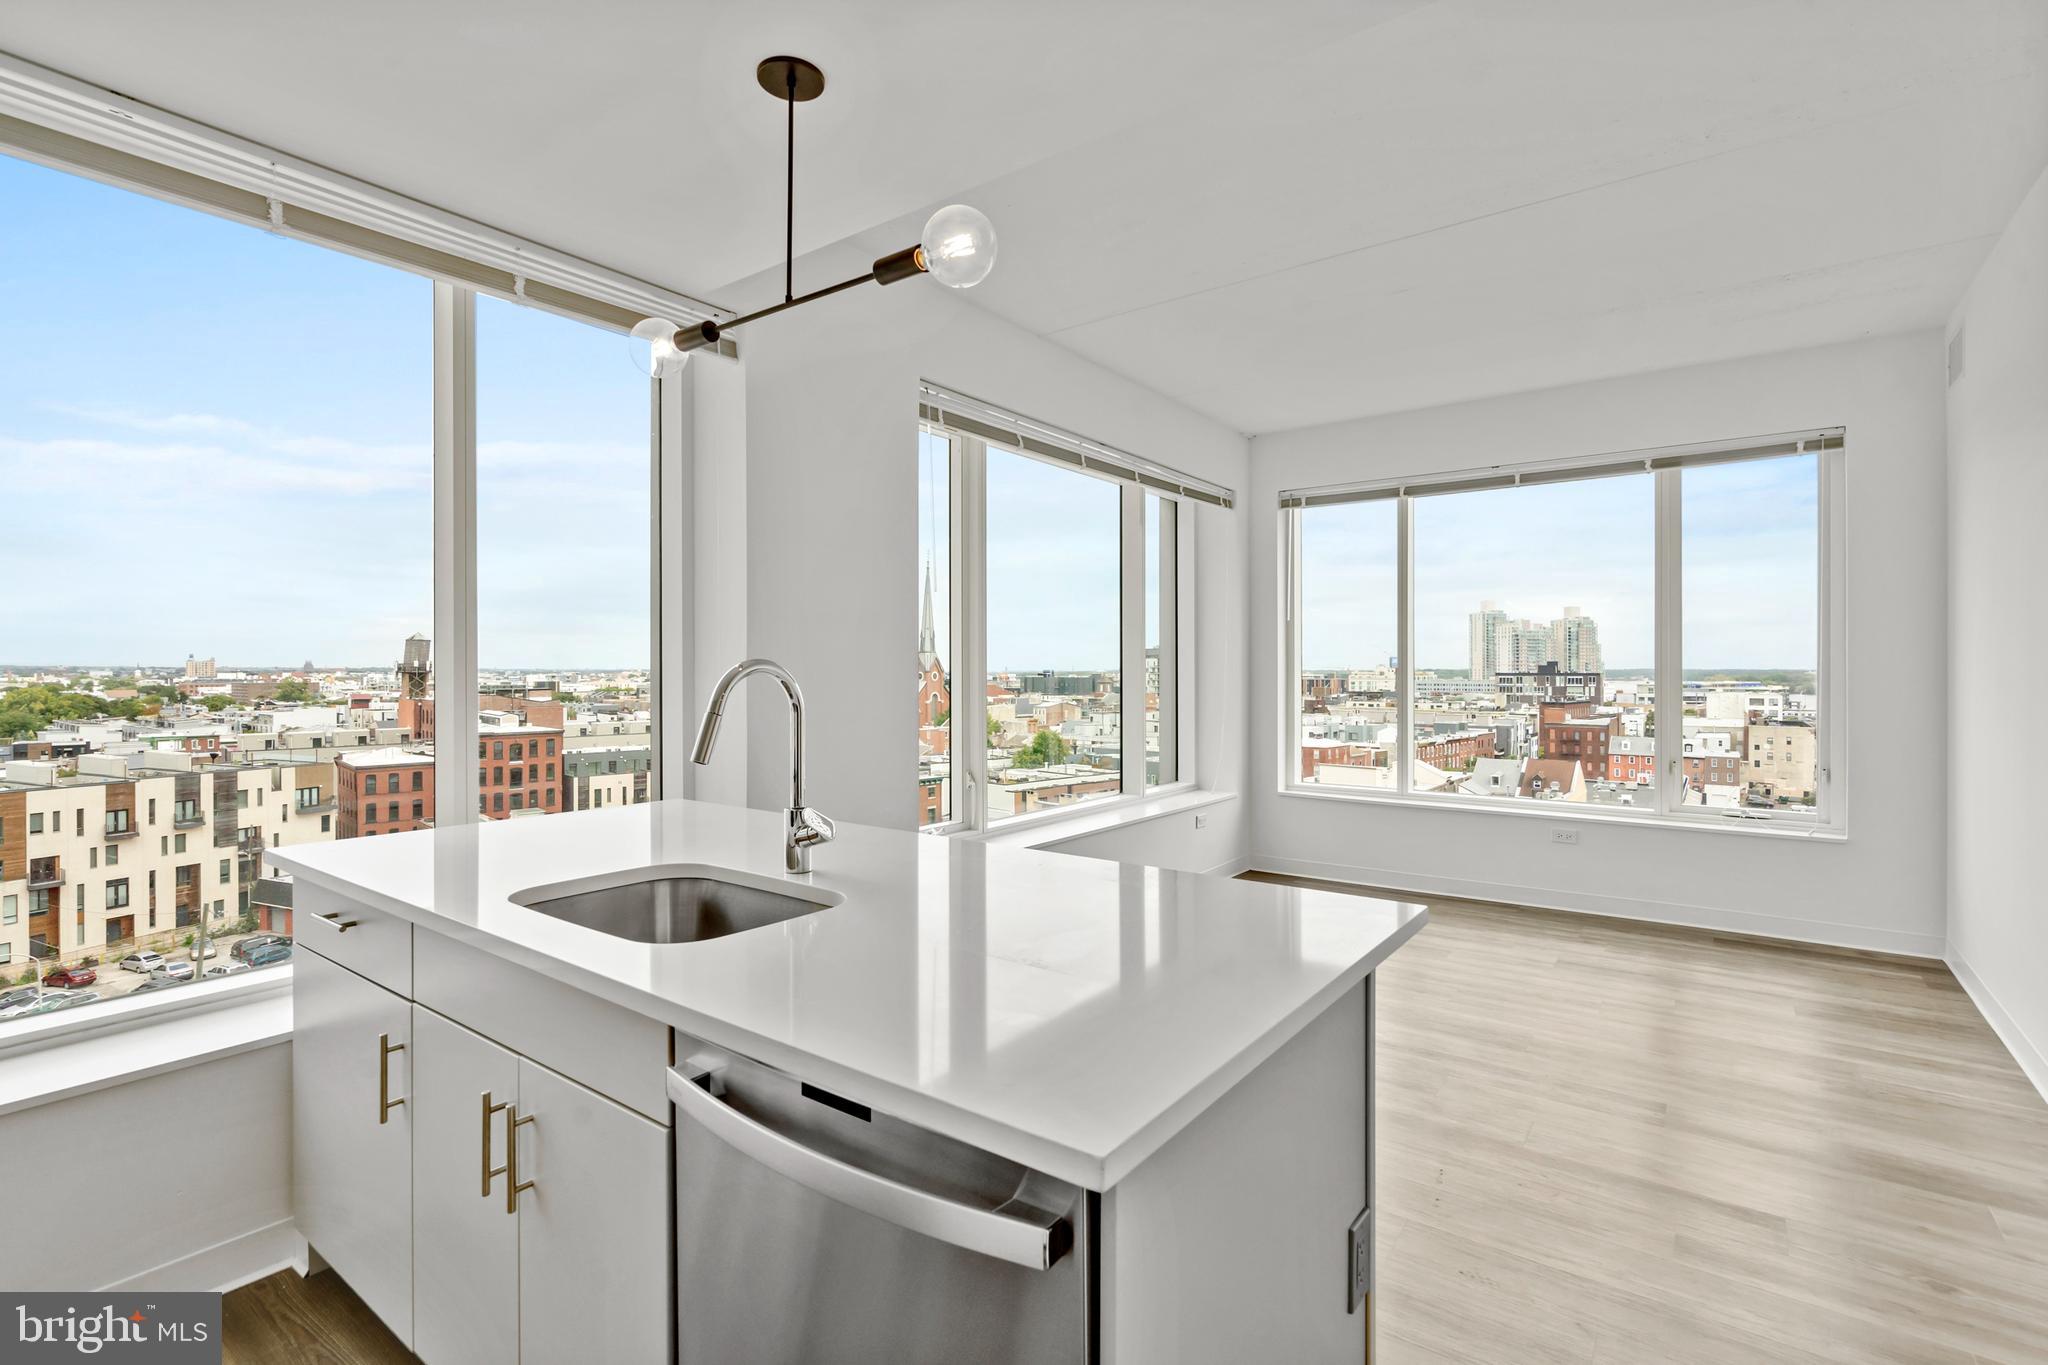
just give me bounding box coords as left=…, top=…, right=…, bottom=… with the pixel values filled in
left=1246, top=854, right=1947, bottom=959
left=1200, top=853, right=1252, bottom=878
left=101, top=1218, right=305, bottom=1295
left=1947, top=950, right=2048, bottom=1107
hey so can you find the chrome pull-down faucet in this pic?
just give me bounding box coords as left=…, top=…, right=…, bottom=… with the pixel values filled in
left=691, top=658, right=835, bottom=874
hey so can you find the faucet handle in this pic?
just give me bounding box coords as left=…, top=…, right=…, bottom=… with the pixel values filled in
left=791, top=807, right=834, bottom=847
left=784, top=805, right=834, bottom=873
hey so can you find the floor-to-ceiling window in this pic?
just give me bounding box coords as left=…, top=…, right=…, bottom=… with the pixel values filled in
left=475, top=296, right=654, bottom=822
left=0, top=123, right=677, bottom=1029
left=0, top=149, right=428, bottom=1011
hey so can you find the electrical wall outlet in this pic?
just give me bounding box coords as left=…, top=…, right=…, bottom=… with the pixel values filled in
left=1194, top=812, right=1209, bottom=830
left=1551, top=828, right=1580, bottom=846
left=1347, top=1207, right=1372, bottom=1313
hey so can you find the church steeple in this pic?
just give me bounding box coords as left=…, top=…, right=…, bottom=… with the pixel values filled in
left=918, top=559, right=937, bottom=660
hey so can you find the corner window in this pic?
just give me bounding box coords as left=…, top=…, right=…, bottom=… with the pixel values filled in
left=0, top=105, right=679, bottom=1038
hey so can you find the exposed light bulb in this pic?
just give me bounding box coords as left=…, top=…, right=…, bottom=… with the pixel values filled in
left=628, top=316, right=688, bottom=377
left=919, top=204, right=997, bottom=289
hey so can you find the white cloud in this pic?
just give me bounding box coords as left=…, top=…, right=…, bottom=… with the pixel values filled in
left=43, top=404, right=258, bottom=437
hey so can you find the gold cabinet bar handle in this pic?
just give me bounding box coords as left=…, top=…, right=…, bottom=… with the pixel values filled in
left=315, top=910, right=361, bottom=933
left=481, top=1091, right=509, bottom=1197
left=505, top=1104, right=537, bottom=1215
left=377, top=1034, right=406, bottom=1124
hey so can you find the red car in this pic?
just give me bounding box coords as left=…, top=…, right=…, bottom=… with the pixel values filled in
left=42, top=965, right=97, bottom=989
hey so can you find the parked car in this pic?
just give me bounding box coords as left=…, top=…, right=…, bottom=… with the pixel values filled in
left=27, top=990, right=101, bottom=1014
left=119, top=950, right=166, bottom=974
left=203, top=961, right=251, bottom=979
left=130, top=977, right=180, bottom=994
left=0, top=986, right=40, bottom=1012
left=42, top=965, right=97, bottom=990
left=0, top=993, right=48, bottom=1020
left=149, top=961, right=197, bottom=983
left=187, top=940, right=220, bottom=961
left=233, top=934, right=291, bottom=963
left=243, top=943, right=293, bottom=968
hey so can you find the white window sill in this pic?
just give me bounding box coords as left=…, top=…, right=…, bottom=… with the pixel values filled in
left=967, top=787, right=1236, bottom=851
left=1276, top=783, right=1845, bottom=842
left=0, top=971, right=292, bottom=1118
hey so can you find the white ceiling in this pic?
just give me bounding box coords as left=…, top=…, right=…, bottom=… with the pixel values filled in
left=4, top=0, right=2044, bottom=433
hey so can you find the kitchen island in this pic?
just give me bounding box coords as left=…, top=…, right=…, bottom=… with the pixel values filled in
left=271, top=798, right=1424, bottom=1364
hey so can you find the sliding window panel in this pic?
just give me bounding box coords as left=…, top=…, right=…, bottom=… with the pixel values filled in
left=1409, top=474, right=1654, bottom=804
left=982, top=445, right=1123, bottom=822
left=916, top=428, right=956, bottom=828
left=1679, top=453, right=1822, bottom=816
left=0, top=149, right=428, bottom=1004
left=1294, top=500, right=1399, bottom=788
left=474, top=296, right=653, bottom=822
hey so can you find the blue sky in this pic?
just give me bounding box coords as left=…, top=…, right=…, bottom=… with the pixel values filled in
left=3, top=150, right=1814, bottom=678
left=919, top=432, right=1164, bottom=674
left=1300, top=459, right=1818, bottom=673
left=0, top=152, right=648, bottom=670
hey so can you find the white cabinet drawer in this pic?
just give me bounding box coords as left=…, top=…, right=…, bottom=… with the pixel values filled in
left=413, top=929, right=670, bottom=1124
left=297, top=881, right=412, bottom=995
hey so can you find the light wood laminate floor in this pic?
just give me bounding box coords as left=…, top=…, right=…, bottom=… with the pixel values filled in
left=1242, top=873, right=2048, bottom=1365
left=226, top=881, right=2048, bottom=1363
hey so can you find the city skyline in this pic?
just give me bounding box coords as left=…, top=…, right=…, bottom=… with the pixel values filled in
left=1298, top=457, right=1820, bottom=671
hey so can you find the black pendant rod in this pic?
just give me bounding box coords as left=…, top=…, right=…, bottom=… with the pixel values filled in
left=673, top=57, right=929, bottom=354
left=784, top=65, right=796, bottom=304
left=730, top=268, right=875, bottom=333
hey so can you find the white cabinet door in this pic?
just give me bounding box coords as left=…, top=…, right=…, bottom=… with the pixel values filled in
left=412, top=1006, right=520, bottom=1365
left=516, top=1058, right=672, bottom=1365
left=293, top=948, right=414, bottom=1348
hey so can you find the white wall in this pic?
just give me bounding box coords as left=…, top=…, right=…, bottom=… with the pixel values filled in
left=1247, top=332, right=1950, bottom=955
left=0, top=1045, right=292, bottom=1291
left=720, top=242, right=1252, bottom=868
left=1945, top=166, right=2048, bottom=1094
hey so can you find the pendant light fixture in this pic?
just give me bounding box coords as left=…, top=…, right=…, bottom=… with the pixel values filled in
left=634, top=56, right=998, bottom=374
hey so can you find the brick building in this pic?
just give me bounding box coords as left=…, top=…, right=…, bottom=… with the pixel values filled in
left=1415, top=728, right=1497, bottom=772
left=1540, top=711, right=1619, bottom=781
left=336, top=749, right=434, bottom=838
left=478, top=725, right=564, bottom=819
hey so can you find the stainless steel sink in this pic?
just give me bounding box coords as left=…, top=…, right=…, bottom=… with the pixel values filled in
left=510, top=866, right=839, bottom=944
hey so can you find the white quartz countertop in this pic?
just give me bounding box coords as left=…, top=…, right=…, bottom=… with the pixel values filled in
left=269, top=799, right=1425, bottom=1189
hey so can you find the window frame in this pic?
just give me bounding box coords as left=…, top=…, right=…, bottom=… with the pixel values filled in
left=0, top=93, right=690, bottom=1057
left=1279, top=430, right=1846, bottom=836
left=923, top=410, right=1207, bottom=838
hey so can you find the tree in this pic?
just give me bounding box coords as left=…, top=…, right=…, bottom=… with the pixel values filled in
left=272, top=677, right=315, bottom=704
left=1015, top=730, right=1069, bottom=768
left=0, top=685, right=112, bottom=740
left=986, top=714, right=1002, bottom=744
left=200, top=694, right=236, bottom=713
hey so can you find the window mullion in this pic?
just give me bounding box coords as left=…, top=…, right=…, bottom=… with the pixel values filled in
left=958, top=436, right=989, bottom=830
left=1120, top=485, right=1146, bottom=793
left=431, top=282, right=479, bottom=827
left=1653, top=467, right=1684, bottom=813
left=1395, top=495, right=1414, bottom=795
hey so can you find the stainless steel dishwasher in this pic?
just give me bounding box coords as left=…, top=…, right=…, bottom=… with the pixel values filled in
left=667, top=1039, right=1093, bottom=1364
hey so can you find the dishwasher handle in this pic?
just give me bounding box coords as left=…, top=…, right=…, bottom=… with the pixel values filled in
left=667, top=1065, right=1070, bottom=1271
